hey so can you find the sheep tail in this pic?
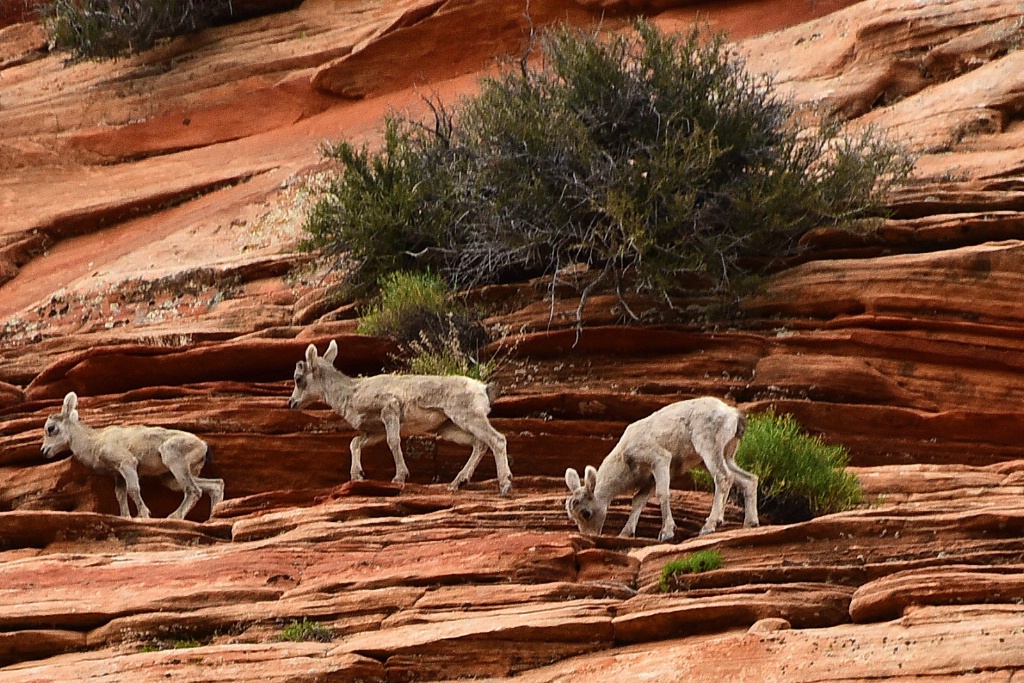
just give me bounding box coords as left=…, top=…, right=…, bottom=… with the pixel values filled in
left=486, top=382, right=501, bottom=405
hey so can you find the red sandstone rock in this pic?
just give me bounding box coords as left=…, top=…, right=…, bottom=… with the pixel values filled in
left=479, top=604, right=1024, bottom=682
left=5, top=0, right=1024, bottom=680
left=849, top=565, right=1024, bottom=623
left=310, top=0, right=607, bottom=99
left=0, top=380, right=24, bottom=409
left=23, top=335, right=395, bottom=400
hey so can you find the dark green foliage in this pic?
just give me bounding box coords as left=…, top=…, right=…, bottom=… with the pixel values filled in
left=692, top=412, right=863, bottom=522
left=659, top=549, right=724, bottom=592
left=304, top=116, right=464, bottom=296
left=304, top=20, right=912, bottom=318
left=45, top=0, right=233, bottom=59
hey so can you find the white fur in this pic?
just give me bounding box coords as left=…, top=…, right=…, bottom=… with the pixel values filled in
left=288, top=340, right=513, bottom=494
left=565, top=397, right=758, bottom=542
left=40, top=392, right=224, bottom=520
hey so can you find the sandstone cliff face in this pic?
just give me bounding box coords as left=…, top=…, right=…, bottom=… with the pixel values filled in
left=2, top=0, right=1024, bottom=680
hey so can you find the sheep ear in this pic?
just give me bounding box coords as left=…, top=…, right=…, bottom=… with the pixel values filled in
left=295, top=360, right=306, bottom=374
left=62, top=392, right=78, bottom=416
left=305, top=343, right=319, bottom=366
left=69, top=409, right=79, bottom=423
left=323, top=339, right=339, bottom=365
left=584, top=465, right=598, bottom=494
left=565, top=468, right=581, bottom=491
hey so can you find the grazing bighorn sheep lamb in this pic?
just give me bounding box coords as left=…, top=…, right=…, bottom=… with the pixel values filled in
left=565, top=396, right=758, bottom=542
left=40, top=392, right=224, bottom=520
left=288, top=340, right=513, bottom=494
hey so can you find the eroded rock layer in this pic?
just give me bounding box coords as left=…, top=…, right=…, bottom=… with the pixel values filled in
left=3, top=0, right=1024, bottom=680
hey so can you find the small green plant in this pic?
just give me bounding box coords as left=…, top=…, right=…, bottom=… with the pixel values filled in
left=357, top=271, right=491, bottom=377
left=358, top=271, right=456, bottom=342
left=138, top=636, right=203, bottom=652
left=659, top=549, right=723, bottom=592
left=279, top=617, right=334, bottom=643
left=405, top=328, right=496, bottom=381
left=691, top=412, right=863, bottom=522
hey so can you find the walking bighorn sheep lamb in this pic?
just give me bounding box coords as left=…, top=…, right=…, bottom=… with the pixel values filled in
left=288, top=340, right=513, bottom=494
left=40, top=392, right=224, bottom=520
left=565, top=396, right=758, bottom=542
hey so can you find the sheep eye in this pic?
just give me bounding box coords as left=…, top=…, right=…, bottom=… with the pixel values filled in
left=581, top=509, right=593, bottom=521
left=46, top=424, right=56, bottom=435
left=295, top=376, right=306, bottom=387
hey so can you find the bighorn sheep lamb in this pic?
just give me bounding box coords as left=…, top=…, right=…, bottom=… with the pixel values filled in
left=565, top=396, right=758, bottom=541
left=40, top=392, right=224, bottom=520
left=288, top=340, right=513, bottom=494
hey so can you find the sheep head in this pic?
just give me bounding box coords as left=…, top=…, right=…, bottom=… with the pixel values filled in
left=41, top=392, right=79, bottom=458
left=287, top=340, right=339, bottom=409
left=564, top=465, right=606, bottom=535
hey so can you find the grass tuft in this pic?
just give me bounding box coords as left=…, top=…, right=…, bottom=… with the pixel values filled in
left=279, top=618, right=334, bottom=643
left=659, top=550, right=724, bottom=592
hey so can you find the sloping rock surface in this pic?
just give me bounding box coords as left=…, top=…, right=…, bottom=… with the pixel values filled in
left=3, top=0, right=1024, bottom=680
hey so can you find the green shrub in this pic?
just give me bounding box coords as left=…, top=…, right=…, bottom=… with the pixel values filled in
left=358, top=271, right=457, bottom=342
left=304, top=20, right=912, bottom=320
left=659, top=549, right=723, bottom=592
left=691, top=412, right=862, bottom=522
left=45, top=0, right=232, bottom=59
left=357, top=270, right=490, bottom=377
left=279, top=618, right=334, bottom=643
left=46, top=0, right=228, bottom=59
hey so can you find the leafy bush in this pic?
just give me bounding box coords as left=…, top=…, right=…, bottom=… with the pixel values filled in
left=304, top=20, right=912, bottom=319
left=358, top=271, right=457, bottom=341
left=279, top=618, right=334, bottom=643
left=659, top=549, right=723, bottom=592
left=692, top=412, right=863, bottom=522
left=357, top=271, right=490, bottom=377
left=45, top=0, right=232, bottom=59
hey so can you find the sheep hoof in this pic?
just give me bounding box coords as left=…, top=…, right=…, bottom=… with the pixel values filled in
left=657, top=529, right=676, bottom=542
left=447, top=479, right=465, bottom=492
left=392, top=473, right=409, bottom=485
left=744, top=520, right=760, bottom=528
left=498, top=480, right=512, bottom=496
left=698, top=525, right=716, bottom=536
left=351, top=471, right=365, bottom=481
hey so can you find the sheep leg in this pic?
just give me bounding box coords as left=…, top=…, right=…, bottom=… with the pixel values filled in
left=726, top=459, right=759, bottom=528
left=438, top=423, right=482, bottom=491
left=113, top=472, right=131, bottom=517
left=701, top=467, right=735, bottom=535
left=381, top=402, right=410, bottom=484
left=116, top=463, right=151, bottom=519
left=349, top=433, right=382, bottom=481
left=620, top=475, right=655, bottom=538
left=195, top=477, right=226, bottom=515
left=163, top=458, right=202, bottom=521
left=446, top=414, right=512, bottom=495
left=652, top=457, right=676, bottom=542
left=161, top=471, right=221, bottom=516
